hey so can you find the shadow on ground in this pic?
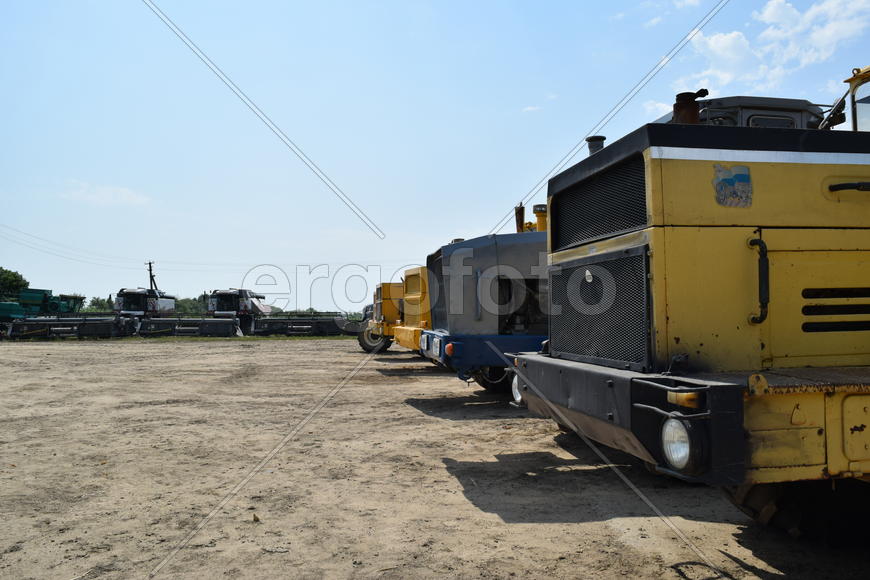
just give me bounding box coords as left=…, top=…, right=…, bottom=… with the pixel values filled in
left=441, top=432, right=718, bottom=525
left=721, top=527, right=870, bottom=579
left=372, top=352, right=427, bottom=364
left=442, top=430, right=870, bottom=578
left=405, top=390, right=524, bottom=421
left=376, top=364, right=453, bottom=377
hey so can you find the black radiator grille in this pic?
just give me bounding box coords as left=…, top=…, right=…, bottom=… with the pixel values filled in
left=427, top=251, right=446, bottom=331
left=551, top=154, right=647, bottom=252
left=549, top=247, right=650, bottom=371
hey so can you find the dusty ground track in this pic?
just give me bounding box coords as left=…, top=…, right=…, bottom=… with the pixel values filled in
left=0, top=338, right=867, bottom=579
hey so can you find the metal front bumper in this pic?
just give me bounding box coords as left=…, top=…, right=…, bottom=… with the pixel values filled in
left=393, top=325, right=424, bottom=351
left=420, top=331, right=547, bottom=377
left=514, top=352, right=746, bottom=485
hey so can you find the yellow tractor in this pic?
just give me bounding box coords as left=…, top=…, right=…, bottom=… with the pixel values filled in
left=513, top=66, right=870, bottom=535
left=357, top=267, right=433, bottom=354
left=391, top=266, right=432, bottom=353
left=357, top=282, right=403, bottom=353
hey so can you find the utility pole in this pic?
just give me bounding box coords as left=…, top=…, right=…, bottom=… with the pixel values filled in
left=146, top=261, right=158, bottom=291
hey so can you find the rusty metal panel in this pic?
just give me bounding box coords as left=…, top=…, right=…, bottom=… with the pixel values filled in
left=748, top=427, right=826, bottom=468
left=843, top=394, right=870, bottom=461
left=743, top=387, right=829, bottom=477
left=744, top=392, right=825, bottom=430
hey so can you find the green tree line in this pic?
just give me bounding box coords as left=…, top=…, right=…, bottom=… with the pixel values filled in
left=0, top=267, right=29, bottom=299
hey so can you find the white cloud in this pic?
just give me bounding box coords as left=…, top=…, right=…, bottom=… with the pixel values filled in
left=644, top=100, right=673, bottom=117
left=60, top=180, right=150, bottom=206
left=754, top=0, right=870, bottom=67
left=680, top=29, right=759, bottom=89
left=674, top=0, right=700, bottom=7
left=546, top=93, right=558, bottom=100
left=644, top=16, right=663, bottom=27
left=612, top=12, right=625, bottom=20
left=753, top=0, right=801, bottom=29
left=522, top=105, right=541, bottom=112
left=824, top=78, right=847, bottom=95
left=676, top=0, right=870, bottom=94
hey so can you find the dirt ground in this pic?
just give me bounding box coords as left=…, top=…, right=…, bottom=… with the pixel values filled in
left=0, top=338, right=867, bottom=579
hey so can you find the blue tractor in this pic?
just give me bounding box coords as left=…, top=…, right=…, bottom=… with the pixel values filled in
left=420, top=226, right=547, bottom=392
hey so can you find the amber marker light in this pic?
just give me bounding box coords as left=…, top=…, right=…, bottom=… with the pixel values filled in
left=445, top=343, right=454, bottom=356
left=666, top=391, right=701, bottom=409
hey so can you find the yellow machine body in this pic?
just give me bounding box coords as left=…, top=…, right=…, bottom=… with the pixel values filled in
left=548, top=142, right=870, bottom=487
left=743, top=374, right=870, bottom=483
left=554, top=152, right=870, bottom=372
left=847, top=65, right=870, bottom=86
left=392, top=266, right=431, bottom=351
left=369, top=282, right=403, bottom=339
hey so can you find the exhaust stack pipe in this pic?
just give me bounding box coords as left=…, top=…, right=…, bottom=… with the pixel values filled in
left=533, top=204, right=548, bottom=232
left=514, top=204, right=526, bottom=233
left=586, top=135, right=606, bottom=155
left=672, top=88, right=709, bottom=124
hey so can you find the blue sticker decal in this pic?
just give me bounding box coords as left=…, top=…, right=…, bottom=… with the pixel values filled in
left=713, top=164, right=752, bottom=208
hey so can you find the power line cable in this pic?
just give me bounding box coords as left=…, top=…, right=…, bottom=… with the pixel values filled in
left=0, top=232, right=142, bottom=270
left=488, top=0, right=732, bottom=234
left=141, top=0, right=386, bottom=240
left=0, top=224, right=258, bottom=269
left=0, top=224, right=140, bottom=265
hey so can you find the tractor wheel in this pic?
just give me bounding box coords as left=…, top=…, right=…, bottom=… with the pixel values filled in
left=357, top=328, right=392, bottom=353
left=723, top=481, right=840, bottom=537
left=721, top=481, right=866, bottom=539
left=472, top=367, right=512, bottom=392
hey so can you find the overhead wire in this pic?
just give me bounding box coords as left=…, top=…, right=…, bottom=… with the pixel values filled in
left=0, top=231, right=142, bottom=270
left=4, top=2, right=733, bottom=268
left=488, top=0, right=732, bottom=234
left=0, top=223, right=140, bottom=263
left=0, top=224, right=418, bottom=273
left=0, top=224, right=253, bottom=271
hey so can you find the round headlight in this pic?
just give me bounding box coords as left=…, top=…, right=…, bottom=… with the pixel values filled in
left=661, top=418, right=691, bottom=470
left=511, top=374, right=523, bottom=404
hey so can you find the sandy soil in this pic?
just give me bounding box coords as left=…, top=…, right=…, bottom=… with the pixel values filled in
left=0, top=338, right=867, bottom=579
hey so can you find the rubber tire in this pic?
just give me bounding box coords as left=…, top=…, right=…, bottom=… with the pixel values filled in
left=472, top=367, right=512, bottom=392
left=357, top=328, right=392, bottom=353
left=722, top=484, right=803, bottom=537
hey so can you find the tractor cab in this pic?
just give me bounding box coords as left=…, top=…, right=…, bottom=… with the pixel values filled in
left=114, top=288, right=176, bottom=317
left=206, top=289, right=272, bottom=318
left=816, top=65, right=870, bottom=131
left=847, top=65, right=870, bottom=131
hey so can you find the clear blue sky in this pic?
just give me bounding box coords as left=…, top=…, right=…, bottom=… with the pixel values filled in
left=1, top=0, right=867, bottom=310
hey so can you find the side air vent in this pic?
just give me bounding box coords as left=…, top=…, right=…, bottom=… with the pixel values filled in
left=550, top=154, right=647, bottom=253
left=802, top=288, right=870, bottom=299
left=801, top=287, right=870, bottom=333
